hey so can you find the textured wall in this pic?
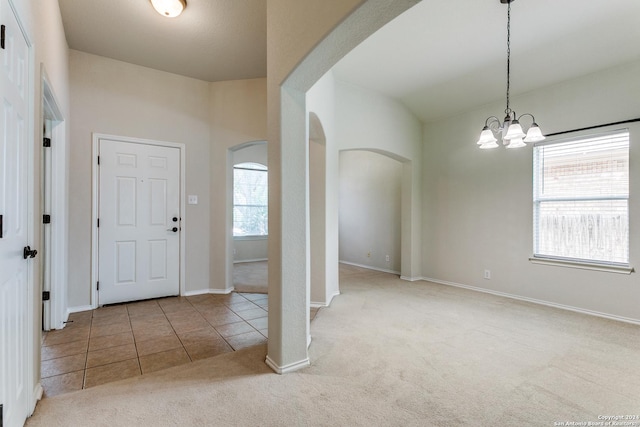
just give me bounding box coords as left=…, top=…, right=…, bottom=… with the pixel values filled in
left=68, top=51, right=211, bottom=306
left=422, top=59, right=640, bottom=322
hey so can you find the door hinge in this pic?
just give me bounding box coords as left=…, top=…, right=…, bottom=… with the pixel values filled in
left=97, top=156, right=100, bottom=165
left=42, top=291, right=50, bottom=301
left=43, top=137, right=51, bottom=148
left=97, top=281, right=99, bottom=291
left=97, top=218, right=100, bottom=227
left=1, top=403, right=3, bottom=427
left=43, top=214, right=51, bottom=224
left=0, top=214, right=3, bottom=238
left=1, top=25, right=5, bottom=50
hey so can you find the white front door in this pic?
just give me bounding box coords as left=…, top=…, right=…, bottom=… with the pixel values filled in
left=98, top=138, right=181, bottom=305
left=0, top=0, right=32, bottom=425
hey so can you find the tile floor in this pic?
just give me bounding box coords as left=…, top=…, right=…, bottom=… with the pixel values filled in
left=41, top=292, right=278, bottom=397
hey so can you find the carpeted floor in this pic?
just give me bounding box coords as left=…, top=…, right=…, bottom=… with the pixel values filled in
left=233, top=261, right=267, bottom=293
left=27, top=266, right=640, bottom=426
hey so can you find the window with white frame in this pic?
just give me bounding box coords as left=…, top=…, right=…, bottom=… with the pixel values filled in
left=533, top=130, right=629, bottom=265
left=233, top=162, right=268, bottom=237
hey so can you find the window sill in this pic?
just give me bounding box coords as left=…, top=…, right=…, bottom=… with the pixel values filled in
left=234, top=235, right=268, bottom=241
left=529, top=256, right=634, bottom=274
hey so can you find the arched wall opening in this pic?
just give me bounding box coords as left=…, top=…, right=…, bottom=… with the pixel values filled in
left=309, top=112, right=339, bottom=313
left=266, top=0, right=420, bottom=373
left=228, top=140, right=268, bottom=294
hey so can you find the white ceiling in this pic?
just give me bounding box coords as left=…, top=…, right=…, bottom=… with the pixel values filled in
left=58, top=0, right=640, bottom=123
left=333, top=0, right=640, bottom=123
left=58, top=0, right=266, bottom=82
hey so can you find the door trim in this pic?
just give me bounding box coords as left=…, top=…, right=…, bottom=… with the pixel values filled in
left=41, top=66, right=67, bottom=330
left=91, top=133, right=186, bottom=308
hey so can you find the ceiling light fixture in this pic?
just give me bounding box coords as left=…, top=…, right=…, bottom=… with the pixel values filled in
left=477, top=0, right=544, bottom=150
left=150, top=0, right=186, bottom=18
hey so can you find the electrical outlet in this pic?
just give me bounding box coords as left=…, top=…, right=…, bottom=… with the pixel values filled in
left=385, top=255, right=390, bottom=262
left=484, top=269, right=491, bottom=280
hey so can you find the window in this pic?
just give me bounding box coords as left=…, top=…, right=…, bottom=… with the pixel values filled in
left=233, top=162, right=268, bottom=237
left=533, top=130, right=629, bottom=265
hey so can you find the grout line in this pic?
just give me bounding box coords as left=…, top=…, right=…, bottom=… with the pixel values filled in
left=125, top=302, right=146, bottom=371
left=43, top=292, right=270, bottom=397
left=81, top=314, right=94, bottom=389
left=160, top=297, right=195, bottom=363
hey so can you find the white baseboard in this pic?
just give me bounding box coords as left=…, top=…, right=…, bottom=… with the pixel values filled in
left=400, top=276, right=422, bottom=282
left=184, top=287, right=234, bottom=296
left=233, top=258, right=268, bottom=264
left=310, top=290, right=340, bottom=308
left=265, top=355, right=310, bottom=374
left=31, top=382, right=43, bottom=415
left=67, top=305, right=93, bottom=315
left=209, top=287, right=235, bottom=295
left=422, top=276, right=640, bottom=326
left=339, top=260, right=400, bottom=275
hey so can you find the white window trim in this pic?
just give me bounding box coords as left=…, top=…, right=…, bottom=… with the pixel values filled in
left=234, top=235, right=268, bottom=241
left=529, top=256, right=634, bottom=274
left=233, top=162, right=268, bottom=238
left=532, top=128, right=631, bottom=270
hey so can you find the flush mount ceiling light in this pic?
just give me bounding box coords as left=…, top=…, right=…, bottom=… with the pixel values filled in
left=477, top=0, right=545, bottom=150
left=150, top=0, right=186, bottom=18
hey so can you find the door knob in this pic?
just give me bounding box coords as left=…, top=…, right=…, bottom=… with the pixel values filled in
left=172, top=217, right=178, bottom=222
left=23, top=246, right=38, bottom=259
left=167, top=227, right=178, bottom=232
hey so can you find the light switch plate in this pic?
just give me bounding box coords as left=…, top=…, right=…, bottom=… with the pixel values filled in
left=188, top=195, right=198, bottom=205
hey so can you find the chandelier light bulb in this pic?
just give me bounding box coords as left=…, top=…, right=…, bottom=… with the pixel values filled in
left=480, top=140, right=500, bottom=149
left=506, top=137, right=526, bottom=149
left=524, top=123, right=546, bottom=143
left=477, top=127, right=498, bottom=146
left=504, top=120, right=526, bottom=141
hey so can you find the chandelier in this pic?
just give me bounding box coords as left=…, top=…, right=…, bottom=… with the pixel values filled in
left=476, top=0, right=545, bottom=149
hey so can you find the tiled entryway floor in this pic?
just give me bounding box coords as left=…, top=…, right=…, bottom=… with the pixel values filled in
left=41, top=292, right=274, bottom=397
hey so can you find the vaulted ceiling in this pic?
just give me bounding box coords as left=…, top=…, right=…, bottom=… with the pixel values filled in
left=58, top=0, right=266, bottom=82
left=58, top=0, right=640, bottom=123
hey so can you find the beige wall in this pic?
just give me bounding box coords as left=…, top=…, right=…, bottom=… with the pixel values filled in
left=68, top=50, right=211, bottom=306
left=339, top=150, right=403, bottom=272
left=267, top=0, right=370, bottom=371
left=335, top=79, right=423, bottom=279
left=307, top=72, right=335, bottom=306
left=66, top=55, right=266, bottom=305
left=266, top=0, right=419, bottom=371
left=209, top=79, right=267, bottom=291
left=423, top=59, right=640, bottom=322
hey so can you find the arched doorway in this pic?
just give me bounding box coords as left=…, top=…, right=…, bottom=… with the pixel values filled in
left=266, top=0, right=419, bottom=372
left=228, top=141, right=268, bottom=294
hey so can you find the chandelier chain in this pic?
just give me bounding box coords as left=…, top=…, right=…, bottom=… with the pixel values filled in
left=505, top=1, right=511, bottom=116
left=476, top=0, right=545, bottom=149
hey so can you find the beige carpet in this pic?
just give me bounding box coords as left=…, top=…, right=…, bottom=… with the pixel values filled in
left=27, top=267, right=640, bottom=426
left=233, top=261, right=267, bottom=293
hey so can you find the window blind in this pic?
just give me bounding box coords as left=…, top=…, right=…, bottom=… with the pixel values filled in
left=533, top=131, right=629, bottom=265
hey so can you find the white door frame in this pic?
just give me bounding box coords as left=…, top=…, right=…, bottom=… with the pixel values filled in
left=91, top=133, right=186, bottom=308
left=41, top=66, right=67, bottom=330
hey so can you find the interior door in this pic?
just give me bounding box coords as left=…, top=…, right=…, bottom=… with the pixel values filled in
left=0, top=0, right=32, bottom=425
left=98, top=139, right=181, bottom=305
